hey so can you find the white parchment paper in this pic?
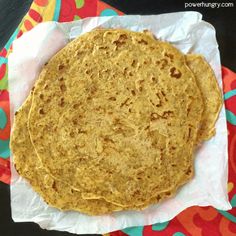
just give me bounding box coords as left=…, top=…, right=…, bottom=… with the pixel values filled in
left=8, top=12, right=231, bottom=235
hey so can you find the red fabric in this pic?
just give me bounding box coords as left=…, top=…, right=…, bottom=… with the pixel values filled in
left=0, top=1, right=236, bottom=235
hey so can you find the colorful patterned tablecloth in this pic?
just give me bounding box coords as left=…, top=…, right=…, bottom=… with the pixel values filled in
left=0, top=1, right=236, bottom=235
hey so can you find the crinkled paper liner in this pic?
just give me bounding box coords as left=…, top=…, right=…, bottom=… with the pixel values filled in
left=8, top=12, right=231, bottom=235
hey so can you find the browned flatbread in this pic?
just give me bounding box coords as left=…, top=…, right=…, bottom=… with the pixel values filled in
left=27, top=29, right=203, bottom=207
left=11, top=29, right=222, bottom=215
left=186, top=54, right=222, bottom=142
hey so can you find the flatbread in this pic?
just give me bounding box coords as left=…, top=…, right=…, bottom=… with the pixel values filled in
left=28, top=29, right=203, bottom=207
left=186, top=54, right=222, bottom=142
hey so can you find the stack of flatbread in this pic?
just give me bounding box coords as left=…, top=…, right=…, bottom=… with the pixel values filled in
left=10, top=29, right=222, bottom=215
